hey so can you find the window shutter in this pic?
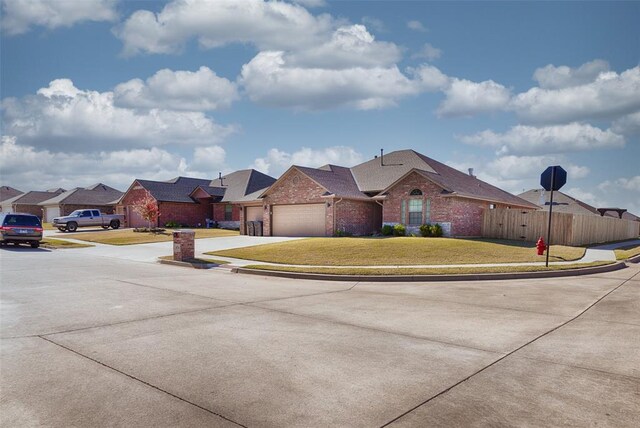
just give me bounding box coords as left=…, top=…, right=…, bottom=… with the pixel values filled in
left=401, top=200, right=406, bottom=224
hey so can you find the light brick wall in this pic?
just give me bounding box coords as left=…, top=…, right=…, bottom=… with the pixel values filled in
left=172, top=230, right=195, bottom=261
left=334, top=199, right=382, bottom=236
left=262, top=169, right=333, bottom=236
left=159, top=202, right=209, bottom=228
left=382, top=171, right=491, bottom=237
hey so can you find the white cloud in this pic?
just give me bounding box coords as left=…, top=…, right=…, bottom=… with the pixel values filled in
left=1, top=0, right=118, bottom=35
left=114, top=0, right=335, bottom=56
left=612, top=111, right=640, bottom=136
left=411, top=43, right=442, bottom=61
left=563, top=187, right=603, bottom=207
left=533, top=59, right=610, bottom=89
left=239, top=51, right=426, bottom=110
left=190, top=145, right=227, bottom=172
left=459, top=123, right=625, bottom=155
left=251, top=146, right=364, bottom=176
left=511, top=66, right=640, bottom=124
left=448, top=154, right=590, bottom=195
left=437, top=78, right=511, bottom=117
left=1, top=79, right=237, bottom=151
left=284, top=24, right=402, bottom=69
left=113, top=66, right=239, bottom=111
left=600, top=176, right=640, bottom=193
left=407, top=20, right=426, bottom=32
left=0, top=136, right=231, bottom=191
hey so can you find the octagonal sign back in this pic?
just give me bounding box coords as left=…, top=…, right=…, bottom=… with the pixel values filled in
left=540, top=166, right=567, bottom=191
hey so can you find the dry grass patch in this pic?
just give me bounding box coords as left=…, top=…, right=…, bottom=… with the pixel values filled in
left=210, top=237, right=585, bottom=266
left=67, top=228, right=238, bottom=245
left=615, top=245, right=640, bottom=260
left=243, top=261, right=613, bottom=276
left=41, top=238, right=94, bottom=249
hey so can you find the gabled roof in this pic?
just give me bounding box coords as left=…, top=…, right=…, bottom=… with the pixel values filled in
left=39, top=184, right=123, bottom=206
left=0, top=186, right=23, bottom=203
left=208, top=169, right=277, bottom=202
left=130, top=170, right=276, bottom=204
left=3, top=189, right=65, bottom=205
left=351, top=150, right=437, bottom=193
left=296, top=165, right=370, bottom=200
left=136, top=177, right=213, bottom=203
left=519, top=189, right=640, bottom=221
left=352, top=150, right=537, bottom=208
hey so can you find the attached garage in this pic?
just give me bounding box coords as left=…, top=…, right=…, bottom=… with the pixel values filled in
left=126, top=206, right=147, bottom=228
left=272, top=204, right=326, bottom=237
left=44, top=206, right=60, bottom=222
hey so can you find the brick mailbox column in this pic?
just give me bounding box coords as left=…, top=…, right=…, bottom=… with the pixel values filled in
left=173, top=230, right=195, bottom=261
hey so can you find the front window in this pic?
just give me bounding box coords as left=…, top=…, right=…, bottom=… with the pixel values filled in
left=408, top=199, right=422, bottom=225
left=224, top=204, right=233, bottom=221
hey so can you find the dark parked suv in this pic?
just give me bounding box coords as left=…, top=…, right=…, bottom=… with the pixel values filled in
left=0, top=213, right=43, bottom=248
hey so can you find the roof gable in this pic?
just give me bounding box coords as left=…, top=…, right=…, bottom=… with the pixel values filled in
left=0, top=186, right=24, bottom=203
left=39, top=184, right=124, bottom=206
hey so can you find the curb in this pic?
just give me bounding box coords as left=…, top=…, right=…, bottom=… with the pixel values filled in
left=628, top=253, right=640, bottom=264
left=232, top=261, right=627, bottom=282
left=158, top=259, right=220, bottom=269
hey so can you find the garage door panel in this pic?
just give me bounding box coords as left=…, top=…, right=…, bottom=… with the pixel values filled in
left=246, top=206, right=263, bottom=222
left=45, top=207, right=60, bottom=222
left=272, top=204, right=326, bottom=237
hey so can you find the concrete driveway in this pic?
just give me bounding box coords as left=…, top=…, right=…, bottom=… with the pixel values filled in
left=44, top=228, right=301, bottom=262
left=1, top=247, right=639, bottom=427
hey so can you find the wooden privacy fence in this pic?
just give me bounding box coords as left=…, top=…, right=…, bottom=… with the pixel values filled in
left=482, top=209, right=640, bottom=246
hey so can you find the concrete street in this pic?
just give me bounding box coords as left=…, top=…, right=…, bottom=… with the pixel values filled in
left=1, top=245, right=639, bottom=427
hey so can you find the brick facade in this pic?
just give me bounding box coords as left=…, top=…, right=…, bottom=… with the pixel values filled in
left=212, top=202, right=240, bottom=229
left=12, top=204, right=44, bottom=219
left=382, top=172, right=496, bottom=237
left=334, top=199, right=381, bottom=236
left=172, top=230, right=195, bottom=261
left=261, top=169, right=333, bottom=236
left=118, top=184, right=209, bottom=228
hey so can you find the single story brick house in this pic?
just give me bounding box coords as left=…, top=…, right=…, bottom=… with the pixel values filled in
left=518, top=189, right=640, bottom=222
left=0, top=186, right=23, bottom=206
left=0, top=188, right=66, bottom=218
left=241, top=149, right=538, bottom=237
left=37, top=183, right=124, bottom=222
left=117, top=170, right=275, bottom=228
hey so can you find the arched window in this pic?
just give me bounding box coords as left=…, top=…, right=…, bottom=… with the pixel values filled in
left=410, top=189, right=423, bottom=196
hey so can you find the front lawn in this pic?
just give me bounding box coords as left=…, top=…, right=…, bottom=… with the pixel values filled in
left=615, top=245, right=640, bottom=260
left=66, top=228, right=238, bottom=245
left=242, top=261, right=612, bottom=275
left=41, top=238, right=94, bottom=249
left=209, top=237, right=585, bottom=266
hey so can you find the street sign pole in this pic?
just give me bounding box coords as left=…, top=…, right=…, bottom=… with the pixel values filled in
left=545, top=167, right=556, bottom=267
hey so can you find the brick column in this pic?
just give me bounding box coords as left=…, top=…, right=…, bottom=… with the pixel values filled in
left=173, top=230, right=195, bottom=261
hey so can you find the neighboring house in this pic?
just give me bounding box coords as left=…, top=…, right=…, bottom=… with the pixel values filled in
left=117, top=170, right=276, bottom=228
left=0, top=186, right=23, bottom=207
left=245, top=149, right=538, bottom=237
left=518, top=189, right=640, bottom=222
left=38, top=183, right=124, bottom=222
left=0, top=189, right=66, bottom=218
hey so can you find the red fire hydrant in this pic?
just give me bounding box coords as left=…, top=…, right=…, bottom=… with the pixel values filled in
left=536, top=237, right=546, bottom=256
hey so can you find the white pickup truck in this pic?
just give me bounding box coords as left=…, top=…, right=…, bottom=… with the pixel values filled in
left=52, top=209, right=124, bottom=232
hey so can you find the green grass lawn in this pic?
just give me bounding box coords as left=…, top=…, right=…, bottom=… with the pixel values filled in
left=63, top=228, right=238, bottom=245
left=615, top=245, right=640, bottom=260
left=41, top=238, right=94, bottom=249
left=42, top=222, right=56, bottom=230
left=242, top=261, right=612, bottom=276
left=209, top=237, right=586, bottom=266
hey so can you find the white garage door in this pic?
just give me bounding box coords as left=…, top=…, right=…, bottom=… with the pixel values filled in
left=246, top=206, right=263, bottom=222
left=45, top=206, right=60, bottom=222
left=127, top=206, right=147, bottom=228
left=272, top=204, right=326, bottom=237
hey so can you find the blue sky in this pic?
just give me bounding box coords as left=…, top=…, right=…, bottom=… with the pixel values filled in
left=1, top=0, right=639, bottom=214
